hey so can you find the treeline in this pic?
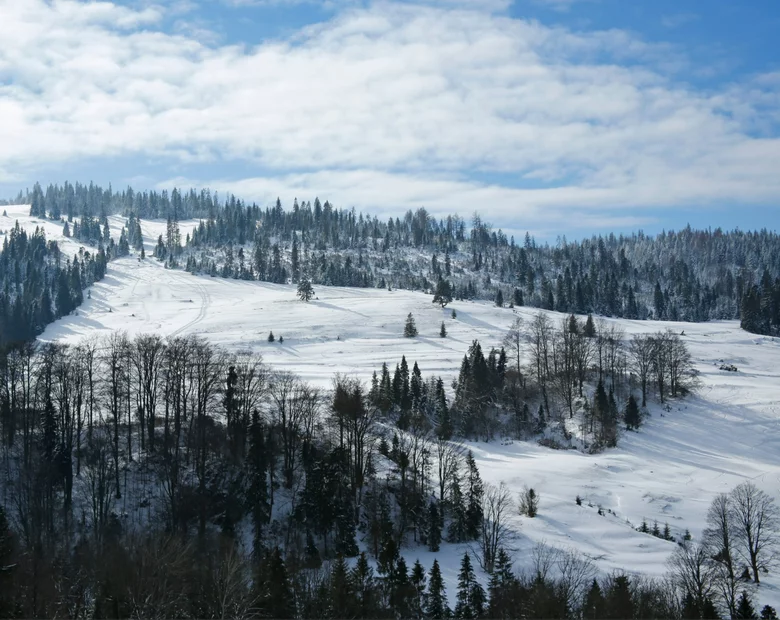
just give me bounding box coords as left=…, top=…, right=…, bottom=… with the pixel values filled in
left=0, top=221, right=108, bottom=346
left=740, top=269, right=780, bottom=336
left=12, top=181, right=780, bottom=326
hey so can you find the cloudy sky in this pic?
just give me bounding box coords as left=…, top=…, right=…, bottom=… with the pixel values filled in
left=1, top=0, right=778, bottom=238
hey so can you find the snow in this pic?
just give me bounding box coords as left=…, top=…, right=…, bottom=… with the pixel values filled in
left=7, top=204, right=780, bottom=606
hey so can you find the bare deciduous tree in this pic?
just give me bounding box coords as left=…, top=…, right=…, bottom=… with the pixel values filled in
left=667, top=541, right=716, bottom=607
left=556, top=548, right=596, bottom=613
left=478, top=481, right=514, bottom=572
left=629, top=334, right=654, bottom=407
left=730, top=481, right=779, bottom=584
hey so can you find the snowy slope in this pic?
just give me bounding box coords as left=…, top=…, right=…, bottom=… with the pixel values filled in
left=7, top=205, right=780, bottom=605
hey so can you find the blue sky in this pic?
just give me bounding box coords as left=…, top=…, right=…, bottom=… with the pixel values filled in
left=0, top=0, right=778, bottom=240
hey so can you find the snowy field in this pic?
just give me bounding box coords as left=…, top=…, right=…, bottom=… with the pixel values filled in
left=6, top=204, right=780, bottom=605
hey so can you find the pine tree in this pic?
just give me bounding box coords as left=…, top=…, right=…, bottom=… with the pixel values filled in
left=454, top=552, right=485, bottom=619
left=329, top=555, right=356, bottom=618
left=488, top=548, right=515, bottom=619
left=624, top=394, right=641, bottom=430
left=426, top=559, right=449, bottom=619
left=352, top=553, right=381, bottom=619
left=761, top=605, right=778, bottom=620
left=736, top=591, right=757, bottom=620
left=404, top=313, right=418, bottom=338
left=411, top=560, right=427, bottom=619
left=433, top=278, right=453, bottom=307
left=268, top=331, right=275, bottom=342
left=465, top=451, right=484, bottom=540
left=297, top=277, right=314, bottom=302
left=440, top=321, right=447, bottom=338
left=513, top=288, right=524, bottom=307
left=448, top=469, right=468, bottom=543
left=389, top=556, right=413, bottom=619
left=495, top=289, right=504, bottom=307
left=247, top=411, right=270, bottom=558
left=605, top=575, right=634, bottom=620
left=261, top=547, right=295, bottom=619
left=583, top=579, right=606, bottom=620
left=584, top=313, right=596, bottom=337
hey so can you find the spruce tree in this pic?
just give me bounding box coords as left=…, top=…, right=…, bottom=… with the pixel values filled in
left=583, top=579, right=606, bottom=620
left=247, top=411, right=270, bottom=558
left=433, top=278, right=453, bottom=307
left=495, top=289, right=504, bottom=307
left=404, top=313, right=418, bottom=338
left=624, top=394, right=641, bottom=430
left=605, top=575, right=634, bottom=620
left=426, top=559, right=449, bottom=619
left=261, top=547, right=295, bottom=619
left=454, top=552, right=485, bottom=619
left=329, top=555, right=356, bottom=618
left=761, top=605, right=778, bottom=620
left=411, top=560, right=427, bottom=619
left=440, top=321, right=447, bottom=338
left=465, top=451, right=484, bottom=540
left=487, top=548, right=515, bottom=619
left=297, top=277, right=314, bottom=302
left=268, top=331, right=275, bottom=342
left=584, top=313, right=596, bottom=337
left=736, top=591, right=757, bottom=620
left=448, top=469, right=468, bottom=543
left=352, top=553, right=381, bottom=618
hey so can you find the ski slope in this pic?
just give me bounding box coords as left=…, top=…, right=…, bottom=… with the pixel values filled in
left=7, top=204, right=780, bottom=605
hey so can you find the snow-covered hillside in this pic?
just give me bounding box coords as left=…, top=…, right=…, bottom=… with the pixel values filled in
left=6, top=203, right=780, bottom=605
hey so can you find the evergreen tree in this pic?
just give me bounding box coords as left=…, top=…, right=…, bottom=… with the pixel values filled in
left=433, top=278, right=453, bottom=307
left=268, top=331, right=275, bottom=342
left=329, top=555, right=356, bottom=618
left=487, top=548, right=516, bottom=619
left=352, top=553, right=382, bottom=618
left=605, top=575, right=634, bottom=620
left=404, top=313, right=418, bottom=338
left=297, top=277, right=314, bottom=302
left=411, top=560, right=427, bottom=619
left=584, top=313, right=596, bottom=337
left=260, top=547, right=295, bottom=619
left=454, top=552, right=485, bottom=619
left=624, top=394, right=641, bottom=430
left=583, top=579, right=606, bottom=620
left=736, top=591, right=757, bottom=620
left=440, top=321, right=447, bottom=338
left=426, top=559, right=449, bottom=619
left=247, top=411, right=270, bottom=558
left=495, top=289, right=504, bottom=307
left=448, top=469, right=468, bottom=543
left=513, top=288, right=523, bottom=307
left=761, top=606, right=778, bottom=620
left=465, top=451, right=484, bottom=540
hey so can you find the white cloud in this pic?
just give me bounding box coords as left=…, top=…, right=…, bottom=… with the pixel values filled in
left=0, top=0, right=778, bottom=231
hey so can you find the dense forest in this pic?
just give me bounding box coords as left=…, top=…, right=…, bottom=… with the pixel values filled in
left=0, top=217, right=111, bottom=347
left=6, top=181, right=780, bottom=338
